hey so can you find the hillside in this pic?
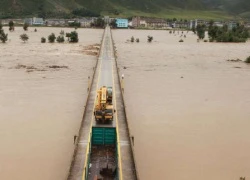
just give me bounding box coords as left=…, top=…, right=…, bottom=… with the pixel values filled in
left=0, top=0, right=250, bottom=20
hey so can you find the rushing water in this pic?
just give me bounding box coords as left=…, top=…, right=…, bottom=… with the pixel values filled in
left=0, top=27, right=103, bottom=180
left=112, top=29, right=250, bottom=180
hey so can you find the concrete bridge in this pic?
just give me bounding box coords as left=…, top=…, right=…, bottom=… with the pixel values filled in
left=67, top=26, right=138, bottom=180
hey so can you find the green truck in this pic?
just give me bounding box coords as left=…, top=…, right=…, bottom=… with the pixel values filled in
left=83, top=127, right=120, bottom=180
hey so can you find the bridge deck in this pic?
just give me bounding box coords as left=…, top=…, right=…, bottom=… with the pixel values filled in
left=67, top=26, right=137, bottom=180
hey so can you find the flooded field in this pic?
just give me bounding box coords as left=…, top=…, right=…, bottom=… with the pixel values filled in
left=0, top=27, right=103, bottom=180
left=112, top=29, right=250, bottom=180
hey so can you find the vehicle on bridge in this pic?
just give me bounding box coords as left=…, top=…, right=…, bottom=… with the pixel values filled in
left=94, top=86, right=114, bottom=123
left=83, top=126, right=119, bottom=180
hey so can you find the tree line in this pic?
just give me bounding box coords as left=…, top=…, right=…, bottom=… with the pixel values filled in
left=194, top=20, right=249, bottom=42
left=0, top=21, right=79, bottom=43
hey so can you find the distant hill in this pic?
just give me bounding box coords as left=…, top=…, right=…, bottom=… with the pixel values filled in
left=0, top=0, right=250, bottom=20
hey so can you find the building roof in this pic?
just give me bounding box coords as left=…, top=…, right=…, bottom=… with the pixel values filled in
left=135, top=17, right=166, bottom=24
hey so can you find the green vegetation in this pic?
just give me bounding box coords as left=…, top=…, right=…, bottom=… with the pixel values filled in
left=208, top=21, right=249, bottom=42
left=9, top=21, right=14, bottom=31
left=66, top=31, right=79, bottom=43
left=72, top=8, right=100, bottom=17
left=0, top=29, right=8, bottom=43
left=196, top=24, right=206, bottom=39
left=179, top=39, right=184, bottom=42
left=147, top=36, right=153, bottom=42
left=192, top=26, right=196, bottom=34
left=110, top=19, right=117, bottom=28
left=20, top=33, right=29, bottom=42
left=60, top=30, right=64, bottom=36
left=136, top=38, right=140, bottom=43
left=245, top=56, right=250, bottom=63
left=0, top=0, right=250, bottom=19
left=0, top=23, right=2, bottom=30
left=68, top=21, right=80, bottom=28
left=48, top=33, right=56, bottom=43
left=56, top=35, right=65, bottom=43
left=91, top=17, right=105, bottom=28
left=130, top=36, right=134, bottom=42
left=23, top=23, right=29, bottom=31
left=41, top=37, right=46, bottom=43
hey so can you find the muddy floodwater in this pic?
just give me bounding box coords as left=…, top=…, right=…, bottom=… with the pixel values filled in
left=112, top=29, right=250, bottom=180
left=0, top=27, right=103, bottom=180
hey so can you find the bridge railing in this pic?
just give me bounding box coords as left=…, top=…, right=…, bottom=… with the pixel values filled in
left=110, top=27, right=141, bottom=180
left=66, top=26, right=106, bottom=180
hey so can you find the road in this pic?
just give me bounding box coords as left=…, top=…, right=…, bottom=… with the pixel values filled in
left=67, top=26, right=137, bottom=180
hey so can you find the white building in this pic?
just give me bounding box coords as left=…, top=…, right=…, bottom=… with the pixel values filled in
left=189, top=19, right=205, bottom=29
left=79, top=18, right=95, bottom=27
left=24, top=17, right=44, bottom=25
left=32, top=17, right=44, bottom=25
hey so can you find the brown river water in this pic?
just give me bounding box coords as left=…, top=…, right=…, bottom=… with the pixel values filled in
left=112, top=29, right=250, bottom=180
left=1, top=27, right=250, bottom=180
left=0, top=27, right=103, bottom=180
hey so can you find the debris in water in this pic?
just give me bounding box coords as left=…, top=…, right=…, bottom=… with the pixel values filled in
left=15, top=64, right=27, bottom=69
left=47, top=65, right=68, bottom=69
left=227, top=59, right=242, bottom=62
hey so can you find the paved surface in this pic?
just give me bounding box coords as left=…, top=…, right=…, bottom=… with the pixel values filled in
left=110, top=33, right=138, bottom=180
left=67, top=28, right=105, bottom=180
left=67, top=26, right=137, bottom=180
left=93, top=27, right=116, bottom=128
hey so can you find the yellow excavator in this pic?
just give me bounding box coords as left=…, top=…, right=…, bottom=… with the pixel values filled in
left=94, top=86, right=114, bottom=123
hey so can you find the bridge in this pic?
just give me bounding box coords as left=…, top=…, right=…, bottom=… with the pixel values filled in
left=67, top=26, right=138, bottom=180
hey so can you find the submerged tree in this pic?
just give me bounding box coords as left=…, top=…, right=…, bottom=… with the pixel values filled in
left=68, top=31, right=78, bottom=42
left=56, top=35, right=65, bottom=43
left=130, top=36, right=134, bottom=42
left=196, top=24, right=206, bottom=39
left=9, top=20, right=14, bottom=31
left=245, top=56, right=250, bottom=63
left=48, top=33, right=56, bottom=43
left=191, top=26, right=196, bottom=34
left=147, top=35, right=153, bottom=42
left=41, top=37, right=46, bottom=43
left=23, top=23, right=29, bottom=31
left=20, top=33, right=29, bottom=42
left=60, top=30, right=65, bottom=36
left=66, top=32, right=70, bottom=41
left=208, top=22, right=249, bottom=42
left=0, top=29, right=8, bottom=43
left=65, top=31, right=78, bottom=43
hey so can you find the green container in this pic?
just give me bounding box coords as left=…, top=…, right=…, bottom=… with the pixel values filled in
left=92, top=127, right=116, bottom=145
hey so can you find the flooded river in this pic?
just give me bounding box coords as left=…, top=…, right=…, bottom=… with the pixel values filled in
left=112, top=29, right=250, bottom=180
left=0, top=27, right=103, bottom=180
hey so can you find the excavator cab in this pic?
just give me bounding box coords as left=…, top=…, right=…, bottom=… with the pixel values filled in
left=107, top=87, right=112, bottom=103
left=94, top=86, right=114, bottom=123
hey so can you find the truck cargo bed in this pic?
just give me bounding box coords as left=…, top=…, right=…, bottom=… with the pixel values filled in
left=88, top=145, right=117, bottom=180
